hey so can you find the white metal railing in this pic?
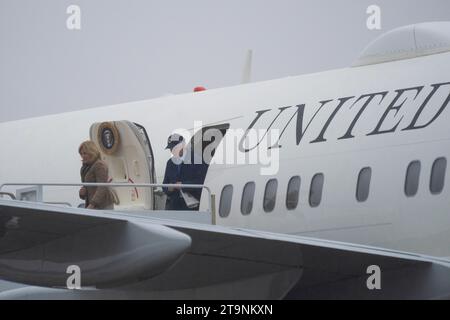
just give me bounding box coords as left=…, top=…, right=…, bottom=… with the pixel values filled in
left=0, top=182, right=215, bottom=217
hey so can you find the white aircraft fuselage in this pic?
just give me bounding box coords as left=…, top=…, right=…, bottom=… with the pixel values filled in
left=1, top=24, right=450, bottom=260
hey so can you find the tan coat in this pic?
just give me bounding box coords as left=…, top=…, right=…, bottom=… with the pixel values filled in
left=80, top=159, right=114, bottom=209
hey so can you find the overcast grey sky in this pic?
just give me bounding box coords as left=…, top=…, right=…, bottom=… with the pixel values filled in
left=1, top=0, right=449, bottom=122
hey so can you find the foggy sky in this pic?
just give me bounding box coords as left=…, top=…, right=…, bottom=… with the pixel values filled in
left=1, top=0, right=449, bottom=122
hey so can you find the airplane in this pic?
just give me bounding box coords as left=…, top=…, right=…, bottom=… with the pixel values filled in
left=1, top=21, right=450, bottom=299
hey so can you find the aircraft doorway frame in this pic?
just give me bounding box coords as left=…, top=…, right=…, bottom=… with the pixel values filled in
left=90, top=120, right=156, bottom=210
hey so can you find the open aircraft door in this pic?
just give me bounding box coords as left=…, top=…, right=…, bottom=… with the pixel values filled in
left=90, top=121, right=155, bottom=210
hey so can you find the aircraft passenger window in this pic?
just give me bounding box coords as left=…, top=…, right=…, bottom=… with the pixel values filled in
left=309, top=173, right=324, bottom=207
left=219, top=185, right=233, bottom=218
left=405, top=160, right=421, bottom=197
left=430, top=157, right=446, bottom=194
left=263, top=179, right=278, bottom=212
left=241, top=182, right=256, bottom=215
left=286, top=176, right=301, bottom=210
left=356, top=167, right=371, bottom=202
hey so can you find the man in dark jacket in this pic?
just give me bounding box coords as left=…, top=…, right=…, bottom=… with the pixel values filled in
left=163, top=134, right=188, bottom=210
left=162, top=134, right=208, bottom=210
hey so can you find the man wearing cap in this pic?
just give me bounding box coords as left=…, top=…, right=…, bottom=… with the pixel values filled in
left=162, top=133, right=188, bottom=210
left=162, top=133, right=209, bottom=211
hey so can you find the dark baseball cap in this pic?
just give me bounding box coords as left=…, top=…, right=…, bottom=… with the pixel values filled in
left=165, top=133, right=184, bottom=150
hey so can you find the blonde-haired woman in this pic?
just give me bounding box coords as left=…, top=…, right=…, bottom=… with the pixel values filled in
left=78, top=140, right=114, bottom=210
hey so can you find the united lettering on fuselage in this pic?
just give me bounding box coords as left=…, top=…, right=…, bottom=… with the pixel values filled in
left=238, top=81, right=450, bottom=152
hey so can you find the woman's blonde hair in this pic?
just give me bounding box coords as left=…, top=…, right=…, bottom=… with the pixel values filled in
left=78, top=140, right=101, bottom=161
